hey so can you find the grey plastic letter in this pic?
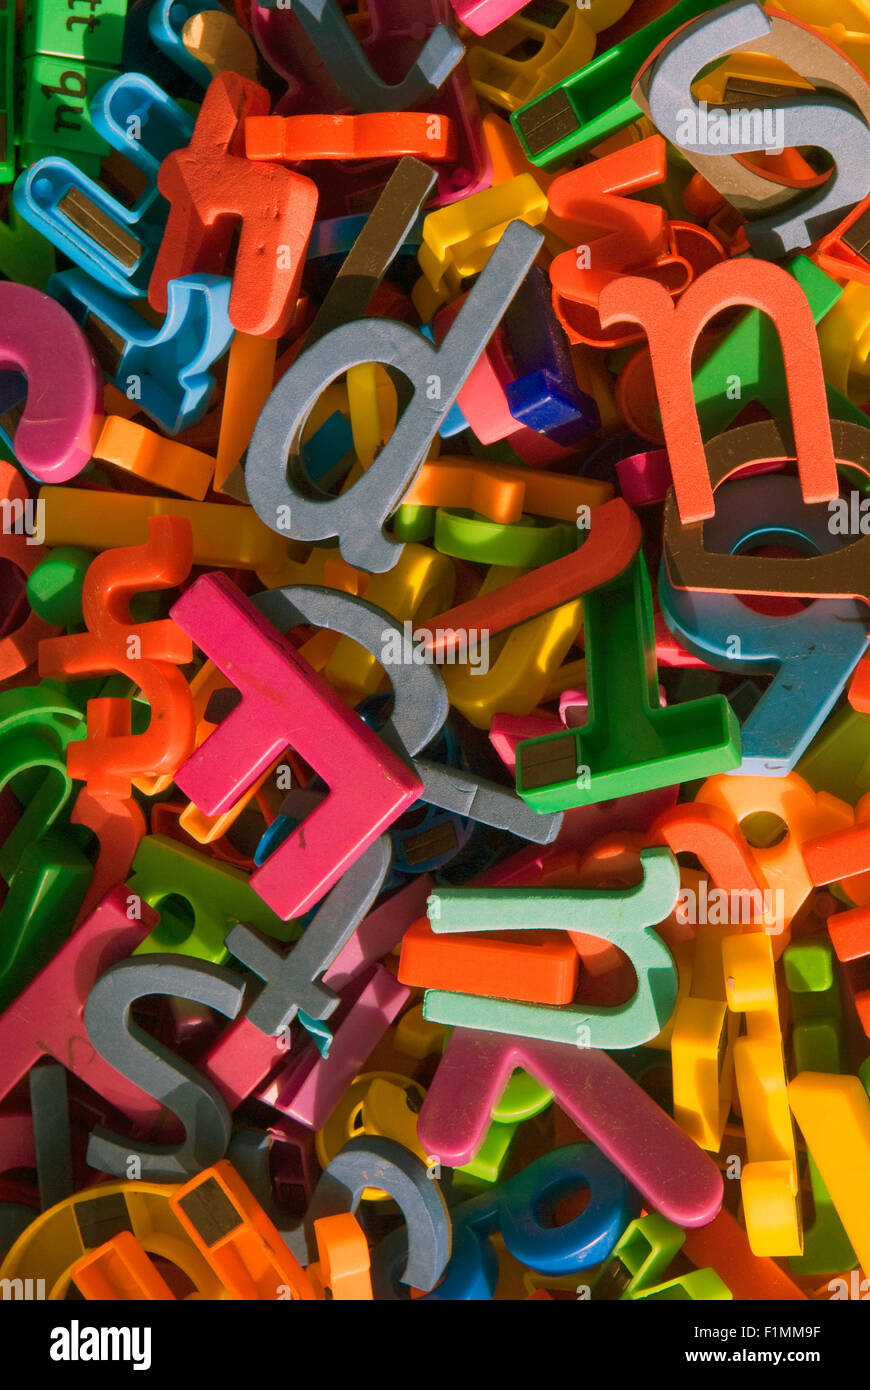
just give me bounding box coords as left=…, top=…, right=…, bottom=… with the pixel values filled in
left=276, top=0, right=463, bottom=113
left=638, top=0, right=870, bottom=257
left=226, top=835, right=391, bottom=1036
left=304, top=1134, right=451, bottom=1292
left=253, top=584, right=561, bottom=843
left=245, top=220, right=544, bottom=573
left=84, top=956, right=246, bottom=1181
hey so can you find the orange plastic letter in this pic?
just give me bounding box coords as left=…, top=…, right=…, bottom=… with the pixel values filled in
left=597, top=259, right=838, bottom=523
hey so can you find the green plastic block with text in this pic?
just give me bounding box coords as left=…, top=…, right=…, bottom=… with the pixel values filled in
left=23, top=0, right=128, bottom=65
left=514, top=552, right=741, bottom=813
left=21, top=54, right=117, bottom=165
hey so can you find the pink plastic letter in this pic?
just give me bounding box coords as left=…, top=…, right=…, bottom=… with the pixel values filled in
left=417, top=1027, right=723, bottom=1227
left=170, top=572, right=423, bottom=920
left=0, top=283, right=103, bottom=483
